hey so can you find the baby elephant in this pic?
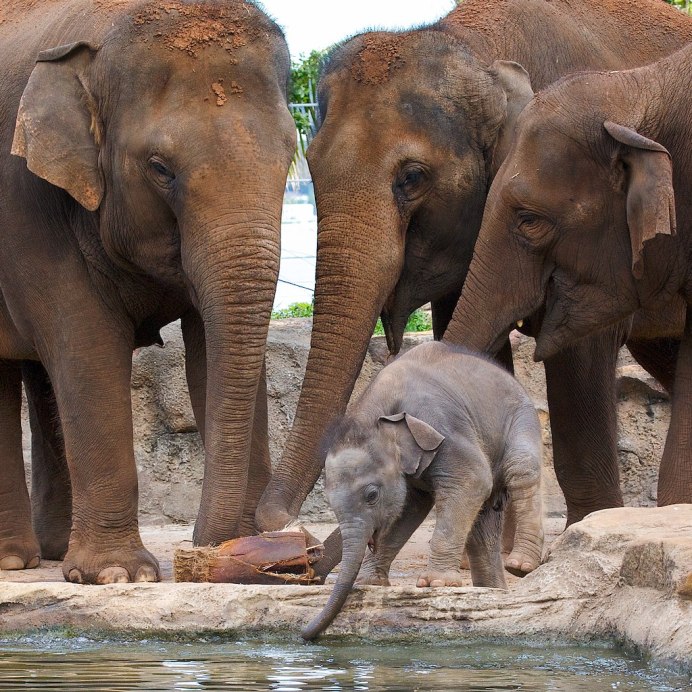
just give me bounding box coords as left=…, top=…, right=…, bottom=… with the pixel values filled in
left=302, top=340, right=543, bottom=640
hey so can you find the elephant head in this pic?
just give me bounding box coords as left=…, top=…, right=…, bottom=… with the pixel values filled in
left=445, top=69, right=681, bottom=362
left=256, top=29, right=532, bottom=532
left=11, top=2, right=296, bottom=544
left=302, top=412, right=444, bottom=640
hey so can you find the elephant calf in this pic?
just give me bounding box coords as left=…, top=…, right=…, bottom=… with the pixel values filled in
left=302, top=341, right=544, bottom=640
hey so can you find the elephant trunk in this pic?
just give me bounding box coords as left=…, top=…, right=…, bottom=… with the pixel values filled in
left=443, top=206, right=546, bottom=355
left=182, top=201, right=280, bottom=545
left=256, top=208, right=403, bottom=532
left=302, top=521, right=370, bottom=640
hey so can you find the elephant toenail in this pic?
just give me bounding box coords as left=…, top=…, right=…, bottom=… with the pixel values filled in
left=26, top=556, right=40, bottom=569
left=0, top=555, right=25, bottom=570
left=97, top=567, right=130, bottom=584
left=68, top=569, right=84, bottom=583
left=134, top=566, right=158, bottom=582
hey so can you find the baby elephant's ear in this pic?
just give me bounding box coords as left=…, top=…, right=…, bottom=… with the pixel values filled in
left=604, top=121, right=676, bottom=279
left=379, top=413, right=445, bottom=478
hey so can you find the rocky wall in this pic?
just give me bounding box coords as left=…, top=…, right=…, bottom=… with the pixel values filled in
left=22, top=318, right=671, bottom=526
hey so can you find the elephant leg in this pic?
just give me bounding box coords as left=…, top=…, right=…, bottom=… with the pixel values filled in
left=544, top=328, right=624, bottom=526
left=0, top=361, right=40, bottom=569
left=22, top=361, right=72, bottom=560
left=358, top=486, right=434, bottom=586
left=182, top=309, right=207, bottom=444
left=418, top=441, right=491, bottom=588
left=658, top=312, right=692, bottom=505
left=503, top=486, right=543, bottom=577
left=626, top=337, right=679, bottom=395
left=431, top=289, right=462, bottom=340
left=239, top=359, right=272, bottom=536
left=183, top=310, right=271, bottom=537
left=38, top=313, right=159, bottom=584
left=465, top=504, right=507, bottom=589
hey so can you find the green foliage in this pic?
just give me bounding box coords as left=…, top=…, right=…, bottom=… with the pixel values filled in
left=666, top=0, right=691, bottom=13
left=272, top=303, right=433, bottom=337
left=289, top=50, right=324, bottom=153
left=373, top=309, right=433, bottom=336
left=290, top=50, right=323, bottom=105
left=271, top=302, right=314, bottom=319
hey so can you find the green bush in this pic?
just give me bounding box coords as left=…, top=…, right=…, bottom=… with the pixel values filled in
left=373, top=309, right=433, bottom=336
left=271, top=302, right=314, bottom=319
left=272, top=303, right=433, bottom=336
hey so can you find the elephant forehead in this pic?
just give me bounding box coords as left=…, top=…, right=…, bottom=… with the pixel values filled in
left=125, top=1, right=285, bottom=59
left=325, top=448, right=370, bottom=476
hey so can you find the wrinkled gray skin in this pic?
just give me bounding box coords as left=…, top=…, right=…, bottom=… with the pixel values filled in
left=302, top=341, right=543, bottom=640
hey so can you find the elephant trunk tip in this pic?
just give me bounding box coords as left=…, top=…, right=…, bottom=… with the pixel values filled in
left=300, top=619, right=325, bottom=642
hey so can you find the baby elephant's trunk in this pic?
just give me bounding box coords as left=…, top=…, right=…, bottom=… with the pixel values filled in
left=301, top=522, right=369, bottom=640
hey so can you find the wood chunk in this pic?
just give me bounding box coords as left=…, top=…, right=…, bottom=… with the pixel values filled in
left=174, top=530, right=324, bottom=584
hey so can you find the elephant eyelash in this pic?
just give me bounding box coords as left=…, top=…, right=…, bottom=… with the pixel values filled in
left=512, top=213, right=553, bottom=253
left=148, top=156, right=176, bottom=186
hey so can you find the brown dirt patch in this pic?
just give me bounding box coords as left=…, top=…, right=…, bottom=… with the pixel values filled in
left=350, top=34, right=405, bottom=85
left=131, top=1, right=267, bottom=58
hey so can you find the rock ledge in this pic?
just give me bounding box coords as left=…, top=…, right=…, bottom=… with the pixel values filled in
left=1, top=506, right=690, bottom=672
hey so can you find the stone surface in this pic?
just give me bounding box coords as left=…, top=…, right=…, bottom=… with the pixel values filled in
left=1, top=507, right=690, bottom=671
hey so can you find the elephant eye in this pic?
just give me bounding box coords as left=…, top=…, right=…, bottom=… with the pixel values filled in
left=148, top=156, right=176, bottom=184
left=364, top=485, right=380, bottom=505
left=517, top=212, right=540, bottom=229
left=514, top=211, right=553, bottom=252
left=395, top=163, right=429, bottom=202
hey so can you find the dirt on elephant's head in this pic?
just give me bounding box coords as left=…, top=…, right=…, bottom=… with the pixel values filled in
left=349, top=34, right=406, bottom=85
left=128, top=1, right=282, bottom=58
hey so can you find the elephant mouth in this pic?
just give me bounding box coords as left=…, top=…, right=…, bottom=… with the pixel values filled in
left=367, top=530, right=379, bottom=553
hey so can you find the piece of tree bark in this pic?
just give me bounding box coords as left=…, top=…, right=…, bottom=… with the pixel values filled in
left=174, top=531, right=324, bottom=584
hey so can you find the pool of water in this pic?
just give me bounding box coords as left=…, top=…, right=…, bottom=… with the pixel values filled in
left=0, top=633, right=689, bottom=691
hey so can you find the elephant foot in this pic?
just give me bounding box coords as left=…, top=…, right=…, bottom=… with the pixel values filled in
left=416, top=569, right=465, bottom=588
left=357, top=574, right=390, bottom=586
left=0, top=535, right=41, bottom=570
left=34, top=514, right=71, bottom=561
left=357, top=564, right=390, bottom=586
left=62, top=539, right=160, bottom=584
left=254, top=502, right=296, bottom=534
left=504, top=550, right=541, bottom=578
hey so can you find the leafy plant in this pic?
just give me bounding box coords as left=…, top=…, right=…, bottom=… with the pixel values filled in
left=289, top=50, right=324, bottom=159
left=666, top=0, right=691, bottom=13
left=271, top=302, right=314, bottom=319
left=373, top=309, right=433, bottom=336
left=272, top=302, right=433, bottom=337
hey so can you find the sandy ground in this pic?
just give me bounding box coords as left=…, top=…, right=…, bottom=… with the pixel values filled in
left=0, top=517, right=567, bottom=586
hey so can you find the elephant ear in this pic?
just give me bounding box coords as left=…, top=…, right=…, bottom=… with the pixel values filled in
left=12, top=41, right=104, bottom=211
left=488, top=60, right=534, bottom=174
left=604, top=121, right=676, bottom=280
left=379, top=412, right=445, bottom=478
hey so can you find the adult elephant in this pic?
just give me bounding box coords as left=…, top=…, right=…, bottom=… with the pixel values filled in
left=0, top=0, right=295, bottom=583
left=255, top=0, right=691, bottom=544
left=444, top=44, right=692, bottom=505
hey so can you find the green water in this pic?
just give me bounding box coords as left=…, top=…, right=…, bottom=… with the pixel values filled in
left=0, top=634, right=689, bottom=691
